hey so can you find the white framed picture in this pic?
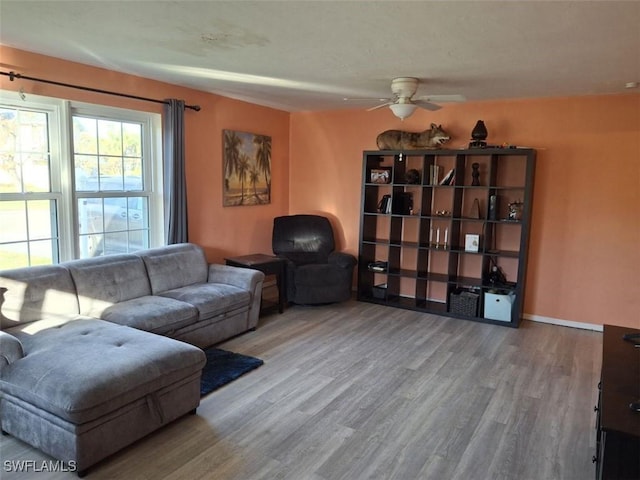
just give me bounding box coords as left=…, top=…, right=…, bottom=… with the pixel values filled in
left=465, top=234, right=480, bottom=252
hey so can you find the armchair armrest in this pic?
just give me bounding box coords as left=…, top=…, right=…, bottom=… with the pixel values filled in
left=328, top=251, right=357, bottom=270
left=0, top=330, right=24, bottom=369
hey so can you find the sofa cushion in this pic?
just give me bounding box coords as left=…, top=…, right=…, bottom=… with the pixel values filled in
left=0, top=265, right=79, bottom=329
left=100, top=295, right=198, bottom=335
left=159, top=283, right=250, bottom=320
left=64, top=254, right=152, bottom=317
left=1, top=319, right=206, bottom=425
left=136, top=244, right=208, bottom=294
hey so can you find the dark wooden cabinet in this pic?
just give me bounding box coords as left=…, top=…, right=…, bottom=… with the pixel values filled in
left=594, top=325, right=640, bottom=480
left=357, top=148, right=535, bottom=326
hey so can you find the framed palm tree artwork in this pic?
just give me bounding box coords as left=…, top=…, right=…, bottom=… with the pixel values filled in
left=223, top=130, right=272, bottom=206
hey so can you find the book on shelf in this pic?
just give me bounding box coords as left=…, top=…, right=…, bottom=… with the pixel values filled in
left=440, top=168, right=455, bottom=185
left=429, top=165, right=441, bottom=185
left=377, top=194, right=392, bottom=214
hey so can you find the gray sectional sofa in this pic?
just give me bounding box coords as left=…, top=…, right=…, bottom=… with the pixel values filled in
left=0, top=243, right=264, bottom=475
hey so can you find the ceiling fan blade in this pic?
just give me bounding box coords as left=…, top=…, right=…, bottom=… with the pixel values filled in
left=417, top=94, right=466, bottom=103
left=343, top=97, right=390, bottom=102
left=366, top=101, right=394, bottom=112
left=413, top=100, right=442, bottom=111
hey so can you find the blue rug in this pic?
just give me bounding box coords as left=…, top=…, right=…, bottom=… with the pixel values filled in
left=200, top=348, right=264, bottom=396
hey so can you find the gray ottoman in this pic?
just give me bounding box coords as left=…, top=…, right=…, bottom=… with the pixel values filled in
left=0, top=319, right=206, bottom=475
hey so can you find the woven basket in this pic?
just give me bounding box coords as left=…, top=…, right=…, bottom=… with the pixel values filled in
left=449, top=290, right=479, bottom=316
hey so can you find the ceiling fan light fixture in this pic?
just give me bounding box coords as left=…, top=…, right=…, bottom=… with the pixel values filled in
left=389, top=102, right=417, bottom=120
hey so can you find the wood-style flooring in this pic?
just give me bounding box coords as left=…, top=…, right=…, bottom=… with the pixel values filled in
left=1, top=300, right=603, bottom=480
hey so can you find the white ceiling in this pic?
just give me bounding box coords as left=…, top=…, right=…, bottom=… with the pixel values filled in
left=1, top=1, right=639, bottom=112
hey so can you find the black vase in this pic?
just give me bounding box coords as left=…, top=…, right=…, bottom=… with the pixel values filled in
left=471, top=120, right=488, bottom=141
left=470, top=120, right=488, bottom=148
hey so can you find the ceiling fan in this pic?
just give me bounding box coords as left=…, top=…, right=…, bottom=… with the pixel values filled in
left=345, top=77, right=465, bottom=120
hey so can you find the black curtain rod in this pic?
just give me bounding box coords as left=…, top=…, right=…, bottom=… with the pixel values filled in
left=1, top=71, right=201, bottom=112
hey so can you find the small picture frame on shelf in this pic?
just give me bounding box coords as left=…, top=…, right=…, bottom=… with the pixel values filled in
left=465, top=234, right=480, bottom=252
left=370, top=168, right=392, bottom=184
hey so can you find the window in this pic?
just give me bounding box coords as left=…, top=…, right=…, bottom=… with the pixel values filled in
left=73, top=114, right=151, bottom=258
left=0, top=99, right=62, bottom=268
left=0, top=92, right=163, bottom=269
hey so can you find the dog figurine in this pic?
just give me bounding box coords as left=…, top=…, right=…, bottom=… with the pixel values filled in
left=376, top=123, right=450, bottom=150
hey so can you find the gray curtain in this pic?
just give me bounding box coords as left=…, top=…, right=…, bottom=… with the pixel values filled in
left=162, top=99, right=188, bottom=244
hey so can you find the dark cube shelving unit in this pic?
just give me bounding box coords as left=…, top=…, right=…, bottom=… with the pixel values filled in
left=357, top=147, right=536, bottom=327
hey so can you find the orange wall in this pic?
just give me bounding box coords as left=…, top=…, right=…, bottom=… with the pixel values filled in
left=0, top=46, right=290, bottom=263
left=2, top=46, right=639, bottom=328
left=289, top=95, right=640, bottom=328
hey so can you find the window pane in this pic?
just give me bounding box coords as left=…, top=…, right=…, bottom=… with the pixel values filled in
left=73, top=117, right=98, bottom=155
left=24, top=153, right=51, bottom=192
left=0, top=108, right=17, bottom=151
left=128, top=229, right=149, bottom=252
left=19, top=110, right=48, bottom=152
left=75, top=155, right=99, bottom=190
left=0, top=241, right=29, bottom=269
left=124, top=160, right=143, bottom=190
left=124, top=196, right=146, bottom=229
left=103, top=197, right=127, bottom=232
left=98, top=159, right=124, bottom=189
left=29, top=239, right=57, bottom=265
left=0, top=109, right=20, bottom=192
left=123, top=122, right=141, bottom=157
left=0, top=201, right=27, bottom=242
left=98, top=120, right=122, bottom=156
left=78, top=233, right=104, bottom=258
left=103, top=231, right=128, bottom=255
left=78, top=198, right=104, bottom=234
left=0, top=152, right=21, bottom=193
left=28, top=200, right=57, bottom=240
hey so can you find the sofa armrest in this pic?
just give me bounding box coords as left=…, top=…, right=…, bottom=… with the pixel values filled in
left=208, top=264, right=265, bottom=290
left=0, top=330, right=24, bottom=369
left=328, top=251, right=357, bottom=270
left=207, top=264, right=265, bottom=329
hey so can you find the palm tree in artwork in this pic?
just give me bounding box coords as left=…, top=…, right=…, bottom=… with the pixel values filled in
left=249, top=165, right=261, bottom=203
left=253, top=135, right=271, bottom=199
left=223, top=130, right=242, bottom=191
left=237, top=153, right=251, bottom=204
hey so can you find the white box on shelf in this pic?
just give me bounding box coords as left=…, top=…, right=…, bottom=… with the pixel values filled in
left=484, top=291, right=515, bottom=322
left=465, top=234, right=480, bottom=252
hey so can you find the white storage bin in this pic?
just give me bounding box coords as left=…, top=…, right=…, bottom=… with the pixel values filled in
left=484, top=291, right=515, bottom=322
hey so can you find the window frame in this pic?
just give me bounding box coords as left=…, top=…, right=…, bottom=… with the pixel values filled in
left=70, top=102, right=163, bottom=259
left=0, top=90, right=163, bottom=267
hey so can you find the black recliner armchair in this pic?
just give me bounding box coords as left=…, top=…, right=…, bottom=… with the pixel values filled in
left=272, top=215, right=357, bottom=305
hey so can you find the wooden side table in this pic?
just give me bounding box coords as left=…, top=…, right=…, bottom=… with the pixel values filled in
left=225, top=254, right=287, bottom=314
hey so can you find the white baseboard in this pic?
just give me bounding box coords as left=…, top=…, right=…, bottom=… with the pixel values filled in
left=523, top=313, right=603, bottom=332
